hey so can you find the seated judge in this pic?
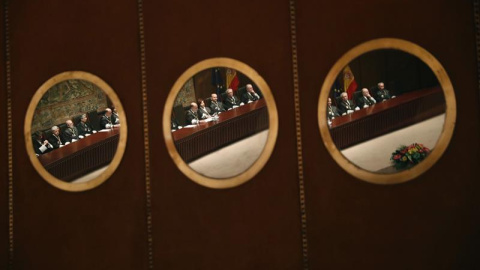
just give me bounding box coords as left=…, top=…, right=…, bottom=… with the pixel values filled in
left=374, top=82, right=393, bottom=102
left=33, top=131, right=53, bottom=155
left=337, top=92, right=354, bottom=115
left=62, top=120, right=80, bottom=142
left=197, top=98, right=212, bottom=119
left=356, top=88, right=376, bottom=109
left=100, top=108, right=115, bottom=129
left=223, top=88, right=243, bottom=110
left=209, top=93, right=225, bottom=114
left=242, top=84, right=261, bottom=103
left=76, top=114, right=94, bottom=136
left=327, top=98, right=340, bottom=120
left=186, top=102, right=200, bottom=125
left=48, top=126, right=66, bottom=149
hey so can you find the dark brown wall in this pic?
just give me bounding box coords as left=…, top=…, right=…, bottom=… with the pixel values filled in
left=193, top=69, right=215, bottom=101
left=297, top=0, right=480, bottom=269
left=145, top=0, right=301, bottom=269
left=7, top=1, right=147, bottom=269
left=193, top=68, right=258, bottom=101
left=1, top=1, right=9, bottom=268
left=349, top=50, right=438, bottom=95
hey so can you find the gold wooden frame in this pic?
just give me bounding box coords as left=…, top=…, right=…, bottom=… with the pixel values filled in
left=24, top=71, right=128, bottom=192
left=163, top=58, right=278, bottom=189
left=318, top=38, right=456, bottom=184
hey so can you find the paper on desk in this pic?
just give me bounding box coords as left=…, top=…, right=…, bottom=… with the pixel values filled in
left=99, top=129, right=112, bottom=132
left=183, top=125, right=197, bottom=128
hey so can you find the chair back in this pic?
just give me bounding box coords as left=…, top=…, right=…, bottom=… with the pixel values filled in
left=72, top=115, right=83, bottom=126
left=43, top=129, right=53, bottom=139
left=237, top=86, right=246, bottom=99
left=204, top=97, right=212, bottom=108
left=173, top=105, right=187, bottom=126
left=88, top=110, right=101, bottom=130
left=58, top=123, right=67, bottom=133
left=352, top=91, right=363, bottom=107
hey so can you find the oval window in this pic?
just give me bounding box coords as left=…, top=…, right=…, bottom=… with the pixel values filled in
left=25, top=71, right=127, bottom=191
left=318, top=38, right=456, bottom=184
left=163, top=58, right=278, bottom=189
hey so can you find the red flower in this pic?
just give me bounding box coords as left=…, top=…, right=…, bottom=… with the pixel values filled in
left=393, top=155, right=401, bottom=160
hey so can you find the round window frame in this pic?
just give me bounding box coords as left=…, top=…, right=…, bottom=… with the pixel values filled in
left=318, top=38, right=456, bottom=184
left=24, top=71, right=128, bottom=192
left=163, top=58, right=278, bottom=189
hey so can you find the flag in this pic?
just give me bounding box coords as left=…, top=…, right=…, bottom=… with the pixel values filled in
left=226, top=68, right=240, bottom=93
left=343, top=65, right=357, bottom=100
left=211, top=68, right=225, bottom=101
left=331, top=74, right=343, bottom=100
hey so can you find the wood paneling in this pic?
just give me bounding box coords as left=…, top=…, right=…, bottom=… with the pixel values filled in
left=145, top=0, right=302, bottom=269
left=8, top=1, right=147, bottom=269
left=1, top=0, right=479, bottom=269
left=1, top=1, right=9, bottom=268
left=297, top=0, right=480, bottom=269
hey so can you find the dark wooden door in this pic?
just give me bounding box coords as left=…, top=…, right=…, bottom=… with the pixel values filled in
left=1, top=0, right=479, bottom=269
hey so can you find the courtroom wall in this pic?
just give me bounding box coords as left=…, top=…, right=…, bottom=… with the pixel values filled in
left=173, top=68, right=259, bottom=107
left=173, top=78, right=195, bottom=107
left=32, top=79, right=107, bottom=132
left=349, top=50, right=439, bottom=95
left=2, top=0, right=479, bottom=269
left=193, top=68, right=259, bottom=101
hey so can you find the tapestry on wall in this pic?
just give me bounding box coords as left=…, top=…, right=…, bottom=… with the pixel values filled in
left=32, top=79, right=108, bottom=132
left=173, top=78, right=195, bottom=107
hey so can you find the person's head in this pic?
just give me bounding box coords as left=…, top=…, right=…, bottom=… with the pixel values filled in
left=190, top=102, right=198, bottom=112
left=197, top=98, right=205, bottom=108
left=226, top=88, right=234, bottom=97
left=211, top=93, right=218, bottom=102
left=51, top=126, right=60, bottom=135
left=111, top=106, right=117, bottom=113
left=66, top=120, right=73, bottom=128
left=81, top=114, right=88, bottom=123
left=340, top=92, right=348, bottom=101
left=378, top=82, right=385, bottom=90
left=246, top=84, right=254, bottom=93
left=362, top=88, right=370, bottom=96
left=327, top=98, right=332, bottom=106
left=105, top=108, right=112, bottom=117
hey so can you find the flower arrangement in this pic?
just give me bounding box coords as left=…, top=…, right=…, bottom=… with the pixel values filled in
left=391, top=143, right=431, bottom=170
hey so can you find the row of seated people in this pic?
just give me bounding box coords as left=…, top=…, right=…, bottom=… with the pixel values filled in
left=172, top=84, right=262, bottom=129
left=33, top=108, right=120, bottom=156
left=328, top=82, right=395, bottom=120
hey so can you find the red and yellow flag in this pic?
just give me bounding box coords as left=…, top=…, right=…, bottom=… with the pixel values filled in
left=226, top=68, right=239, bottom=92
left=343, top=65, right=357, bottom=100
